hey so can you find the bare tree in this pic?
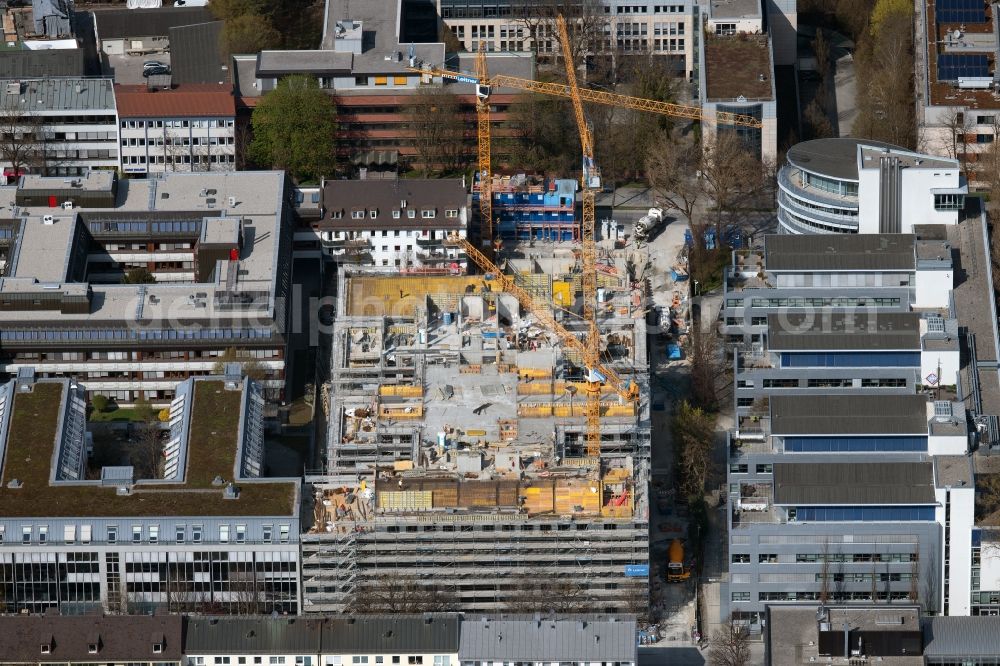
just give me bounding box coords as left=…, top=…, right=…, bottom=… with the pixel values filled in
left=503, top=577, right=591, bottom=614
left=700, top=132, right=765, bottom=242
left=709, top=617, right=751, bottom=666
left=511, top=0, right=608, bottom=65
left=645, top=129, right=703, bottom=235
left=347, top=574, right=456, bottom=614
left=909, top=550, right=919, bottom=604
left=819, top=539, right=831, bottom=605
left=130, top=421, right=162, bottom=480
left=0, top=105, right=41, bottom=181
left=403, top=87, right=471, bottom=176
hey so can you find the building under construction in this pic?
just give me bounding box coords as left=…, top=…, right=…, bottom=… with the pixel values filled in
left=302, top=257, right=651, bottom=613
left=474, top=174, right=579, bottom=243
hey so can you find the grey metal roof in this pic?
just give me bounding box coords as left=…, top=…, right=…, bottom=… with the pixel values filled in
left=184, top=616, right=462, bottom=654
left=770, top=394, right=929, bottom=436
left=169, top=21, right=227, bottom=85
left=764, top=234, right=916, bottom=272
left=323, top=616, right=461, bottom=653
left=94, top=6, right=213, bottom=40
left=772, top=461, right=936, bottom=505
left=320, top=178, right=467, bottom=230
left=256, top=50, right=353, bottom=77
left=184, top=618, right=323, bottom=654
left=0, top=49, right=85, bottom=79
left=767, top=312, right=921, bottom=351
left=458, top=618, right=636, bottom=662
left=786, top=138, right=902, bottom=181
left=924, top=616, right=1000, bottom=656
left=0, top=77, right=115, bottom=112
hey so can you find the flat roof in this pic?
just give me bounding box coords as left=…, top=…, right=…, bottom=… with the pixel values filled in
left=10, top=214, right=76, bottom=282
left=936, top=455, right=974, bottom=488
left=767, top=312, right=921, bottom=351
left=764, top=233, right=916, bottom=272
left=773, top=461, right=936, bottom=505
left=257, top=50, right=353, bottom=77
left=770, top=394, right=929, bottom=436
left=0, top=47, right=85, bottom=79
left=0, top=171, right=286, bottom=326
left=708, top=0, right=761, bottom=19
left=704, top=34, right=773, bottom=101
left=767, top=606, right=923, bottom=666
left=786, top=138, right=903, bottom=181
left=319, top=0, right=444, bottom=76
left=0, top=379, right=296, bottom=517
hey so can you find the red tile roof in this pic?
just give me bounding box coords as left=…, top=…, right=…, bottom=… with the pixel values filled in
left=115, top=84, right=236, bottom=118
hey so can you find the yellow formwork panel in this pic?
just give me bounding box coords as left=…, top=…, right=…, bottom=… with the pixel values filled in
left=379, top=405, right=424, bottom=420
left=519, top=403, right=636, bottom=418
left=346, top=275, right=502, bottom=316
left=519, top=367, right=552, bottom=379
left=552, top=280, right=572, bottom=307
left=379, top=385, right=423, bottom=398
left=378, top=490, right=433, bottom=511
left=517, top=382, right=556, bottom=395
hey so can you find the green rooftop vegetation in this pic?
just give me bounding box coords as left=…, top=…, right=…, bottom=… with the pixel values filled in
left=0, top=381, right=296, bottom=518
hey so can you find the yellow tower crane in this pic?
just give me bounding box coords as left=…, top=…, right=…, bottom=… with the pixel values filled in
left=554, top=14, right=603, bottom=458
left=415, top=33, right=760, bottom=458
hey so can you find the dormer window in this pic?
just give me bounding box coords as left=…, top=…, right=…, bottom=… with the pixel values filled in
left=88, top=643, right=98, bottom=655
left=153, top=643, right=163, bottom=654
left=421, top=209, right=436, bottom=219
left=351, top=210, right=365, bottom=220
left=407, top=210, right=416, bottom=219
left=40, top=637, right=52, bottom=655
left=369, top=209, right=378, bottom=219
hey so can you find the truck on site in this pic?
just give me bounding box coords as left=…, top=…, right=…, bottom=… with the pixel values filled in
left=634, top=207, right=665, bottom=243
left=666, top=538, right=691, bottom=582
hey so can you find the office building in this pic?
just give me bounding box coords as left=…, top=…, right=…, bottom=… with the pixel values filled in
left=0, top=78, right=118, bottom=180
left=301, top=264, right=650, bottom=613
left=437, top=0, right=698, bottom=79
left=310, top=178, right=468, bottom=271
left=720, top=216, right=1000, bottom=628
left=231, top=0, right=529, bottom=172
left=777, top=138, right=967, bottom=235
left=115, top=84, right=238, bottom=175
left=916, top=0, right=1000, bottom=185
left=0, top=369, right=301, bottom=615
left=698, top=0, right=778, bottom=163
left=0, top=170, right=293, bottom=402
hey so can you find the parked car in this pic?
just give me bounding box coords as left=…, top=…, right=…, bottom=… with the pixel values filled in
left=142, top=66, right=171, bottom=78
left=143, top=60, right=168, bottom=71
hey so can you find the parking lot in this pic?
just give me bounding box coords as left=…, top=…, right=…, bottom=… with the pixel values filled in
left=106, top=53, right=171, bottom=85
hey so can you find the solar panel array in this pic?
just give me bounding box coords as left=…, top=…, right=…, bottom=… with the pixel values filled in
left=938, top=53, right=990, bottom=80
left=937, top=0, right=986, bottom=23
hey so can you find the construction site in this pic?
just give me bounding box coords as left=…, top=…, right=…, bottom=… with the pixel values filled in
left=300, top=255, right=652, bottom=612
left=299, top=13, right=754, bottom=616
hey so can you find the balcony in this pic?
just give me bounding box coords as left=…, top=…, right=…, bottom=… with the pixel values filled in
left=415, top=236, right=445, bottom=248
left=778, top=189, right=859, bottom=231
left=777, top=167, right=858, bottom=208
left=321, top=236, right=370, bottom=250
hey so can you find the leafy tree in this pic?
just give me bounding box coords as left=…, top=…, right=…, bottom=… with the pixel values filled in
left=133, top=398, right=155, bottom=424
left=869, top=0, right=911, bottom=38
left=249, top=75, right=337, bottom=182
left=91, top=395, right=109, bottom=413
left=121, top=267, right=156, bottom=284
left=221, top=13, right=281, bottom=57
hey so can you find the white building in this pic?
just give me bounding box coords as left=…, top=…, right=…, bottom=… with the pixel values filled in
left=314, top=178, right=468, bottom=272
left=115, top=84, right=237, bottom=175
left=777, top=138, right=967, bottom=235
left=0, top=77, right=118, bottom=180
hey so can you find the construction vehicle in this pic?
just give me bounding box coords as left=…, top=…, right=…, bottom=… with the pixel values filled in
left=634, top=207, right=665, bottom=243
left=667, top=538, right=691, bottom=582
